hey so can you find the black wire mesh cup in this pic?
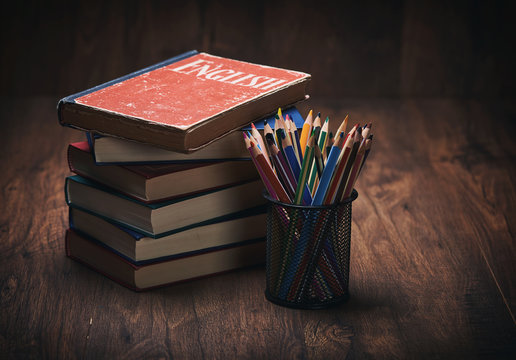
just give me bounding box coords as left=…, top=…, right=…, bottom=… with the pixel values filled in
left=264, top=189, right=358, bottom=309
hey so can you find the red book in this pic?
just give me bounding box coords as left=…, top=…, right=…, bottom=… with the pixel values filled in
left=65, top=229, right=265, bottom=291
left=58, top=50, right=311, bottom=153
left=67, top=141, right=259, bottom=203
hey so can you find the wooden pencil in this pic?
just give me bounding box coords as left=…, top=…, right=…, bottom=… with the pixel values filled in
left=250, top=142, right=291, bottom=203
left=250, top=122, right=271, bottom=167
left=311, top=131, right=344, bottom=205
left=267, top=137, right=297, bottom=198
left=244, top=134, right=278, bottom=200
left=294, top=135, right=315, bottom=205
left=299, top=110, right=313, bottom=156
left=337, top=126, right=363, bottom=201
left=342, top=139, right=367, bottom=199
left=323, top=126, right=356, bottom=204
left=287, top=114, right=303, bottom=164
left=280, top=127, right=302, bottom=178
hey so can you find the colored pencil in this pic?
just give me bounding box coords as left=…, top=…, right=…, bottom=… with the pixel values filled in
left=244, top=134, right=278, bottom=200
left=319, top=117, right=330, bottom=158
left=323, top=129, right=354, bottom=204
left=359, top=134, right=373, bottom=175
left=267, top=137, right=297, bottom=198
left=287, top=114, right=303, bottom=164
left=307, top=115, right=323, bottom=192
left=299, top=110, right=313, bottom=156
left=325, top=132, right=333, bottom=158
left=294, top=135, right=315, bottom=205
left=313, top=142, right=324, bottom=178
left=337, top=126, right=362, bottom=201
left=251, top=122, right=271, bottom=167
left=249, top=141, right=291, bottom=203
left=362, top=122, right=372, bottom=139
left=342, top=139, right=367, bottom=199
left=311, top=132, right=344, bottom=205
left=280, top=128, right=301, bottom=179
left=334, top=115, right=349, bottom=144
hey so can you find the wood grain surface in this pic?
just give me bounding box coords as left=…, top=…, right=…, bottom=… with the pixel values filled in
left=0, top=97, right=514, bottom=359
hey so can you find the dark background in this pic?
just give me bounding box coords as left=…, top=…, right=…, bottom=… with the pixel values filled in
left=1, top=0, right=515, bottom=100
left=1, top=1, right=515, bottom=358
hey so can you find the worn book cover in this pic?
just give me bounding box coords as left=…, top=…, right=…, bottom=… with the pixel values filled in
left=58, top=50, right=310, bottom=153
left=66, top=229, right=265, bottom=291
left=88, top=106, right=305, bottom=164
left=67, top=141, right=258, bottom=203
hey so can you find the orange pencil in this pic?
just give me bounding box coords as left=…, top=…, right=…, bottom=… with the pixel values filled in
left=299, top=110, right=313, bottom=156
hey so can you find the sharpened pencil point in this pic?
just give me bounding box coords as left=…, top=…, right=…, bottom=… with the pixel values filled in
left=325, top=117, right=329, bottom=122
left=275, top=114, right=279, bottom=119
left=317, top=112, right=321, bottom=117
left=251, top=123, right=257, bottom=130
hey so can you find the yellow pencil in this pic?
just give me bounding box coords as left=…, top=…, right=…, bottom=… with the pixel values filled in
left=299, top=110, right=313, bottom=156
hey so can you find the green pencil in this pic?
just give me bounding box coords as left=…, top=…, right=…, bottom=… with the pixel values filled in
left=294, top=135, right=315, bottom=205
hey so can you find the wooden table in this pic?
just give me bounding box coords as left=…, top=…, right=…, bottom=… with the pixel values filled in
left=1, top=97, right=514, bottom=359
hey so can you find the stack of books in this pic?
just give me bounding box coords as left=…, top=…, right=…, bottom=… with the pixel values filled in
left=58, top=50, right=310, bottom=290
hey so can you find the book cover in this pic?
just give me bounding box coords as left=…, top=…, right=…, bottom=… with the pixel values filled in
left=69, top=207, right=266, bottom=264
left=65, top=175, right=266, bottom=237
left=58, top=51, right=310, bottom=153
left=67, top=141, right=259, bottom=203
left=66, top=229, right=265, bottom=291
left=88, top=106, right=305, bottom=164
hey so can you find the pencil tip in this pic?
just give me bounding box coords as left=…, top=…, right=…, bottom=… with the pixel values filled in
left=325, top=116, right=329, bottom=122
left=251, top=123, right=257, bottom=130
left=264, top=119, right=268, bottom=125
left=275, top=114, right=279, bottom=119
left=309, top=109, right=313, bottom=116
left=317, top=112, right=321, bottom=117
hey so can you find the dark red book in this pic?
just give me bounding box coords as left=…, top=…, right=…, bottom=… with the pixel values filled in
left=58, top=50, right=310, bottom=153
left=65, top=229, right=265, bottom=291
left=67, top=141, right=259, bottom=203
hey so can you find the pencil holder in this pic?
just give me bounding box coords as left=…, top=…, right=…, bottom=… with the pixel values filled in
left=264, top=190, right=358, bottom=309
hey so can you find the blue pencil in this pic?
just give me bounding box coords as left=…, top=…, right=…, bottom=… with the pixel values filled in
left=311, top=132, right=344, bottom=205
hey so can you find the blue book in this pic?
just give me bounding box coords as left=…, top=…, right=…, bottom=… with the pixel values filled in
left=88, top=107, right=305, bottom=164
left=65, top=175, right=267, bottom=237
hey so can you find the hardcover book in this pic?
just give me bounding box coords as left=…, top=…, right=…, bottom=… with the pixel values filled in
left=88, top=107, right=305, bottom=164
left=58, top=50, right=311, bottom=153
left=66, top=229, right=265, bottom=291
left=65, top=175, right=266, bottom=237
left=67, top=141, right=258, bottom=203
left=70, top=207, right=266, bottom=263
